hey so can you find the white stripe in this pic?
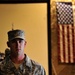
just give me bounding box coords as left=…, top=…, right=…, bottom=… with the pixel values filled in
left=59, top=25, right=64, bottom=62
left=64, top=25, right=68, bottom=63
left=69, top=25, right=73, bottom=63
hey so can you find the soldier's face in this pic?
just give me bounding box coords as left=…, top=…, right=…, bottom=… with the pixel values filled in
left=7, top=38, right=26, bottom=56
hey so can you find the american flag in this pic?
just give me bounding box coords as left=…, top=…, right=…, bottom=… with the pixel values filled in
left=56, top=2, right=75, bottom=63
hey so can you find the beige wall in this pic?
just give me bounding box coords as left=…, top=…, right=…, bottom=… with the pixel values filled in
left=0, top=4, right=48, bottom=75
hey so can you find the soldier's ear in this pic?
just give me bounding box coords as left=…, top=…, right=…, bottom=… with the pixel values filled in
left=24, top=41, right=27, bottom=46
left=7, top=41, right=10, bottom=47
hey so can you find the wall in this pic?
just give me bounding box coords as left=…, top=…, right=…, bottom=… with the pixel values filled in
left=0, top=3, right=48, bottom=75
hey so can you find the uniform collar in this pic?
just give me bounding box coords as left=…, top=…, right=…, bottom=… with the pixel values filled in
left=23, top=54, right=32, bottom=68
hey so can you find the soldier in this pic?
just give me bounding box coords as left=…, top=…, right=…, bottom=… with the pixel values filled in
left=0, top=29, right=46, bottom=75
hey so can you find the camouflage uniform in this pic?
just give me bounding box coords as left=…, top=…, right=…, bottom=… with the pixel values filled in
left=0, top=54, right=46, bottom=75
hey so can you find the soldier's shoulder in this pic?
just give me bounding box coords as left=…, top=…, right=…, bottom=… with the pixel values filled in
left=30, top=59, right=46, bottom=74
left=0, top=57, right=9, bottom=67
left=0, top=59, right=5, bottom=65
left=31, top=59, right=44, bottom=69
left=31, top=59, right=40, bottom=66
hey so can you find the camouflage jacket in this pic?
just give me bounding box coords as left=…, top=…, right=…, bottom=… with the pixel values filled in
left=0, top=54, right=46, bottom=75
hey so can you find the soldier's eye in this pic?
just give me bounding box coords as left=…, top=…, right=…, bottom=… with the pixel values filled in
left=11, top=39, right=16, bottom=43
left=19, top=39, right=23, bottom=43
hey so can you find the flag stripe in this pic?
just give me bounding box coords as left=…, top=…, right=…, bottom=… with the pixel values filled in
left=62, top=25, right=66, bottom=62
left=67, top=25, right=70, bottom=63
left=73, top=25, right=75, bottom=62
left=64, top=25, right=69, bottom=63
left=69, top=25, right=73, bottom=63
left=58, top=25, right=64, bottom=62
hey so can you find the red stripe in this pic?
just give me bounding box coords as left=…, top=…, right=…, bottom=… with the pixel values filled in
left=72, top=25, right=75, bottom=62
left=62, top=25, right=65, bottom=63
left=57, top=25, right=61, bottom=62
left=67, top=25, right=70, bottom=63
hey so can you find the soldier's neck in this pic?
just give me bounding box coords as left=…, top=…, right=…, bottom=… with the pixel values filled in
left=10, top=54, right=25, bottom=64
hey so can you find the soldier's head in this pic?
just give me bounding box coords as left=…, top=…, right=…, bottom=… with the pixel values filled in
left=7, top=29, right=27, bottom=55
